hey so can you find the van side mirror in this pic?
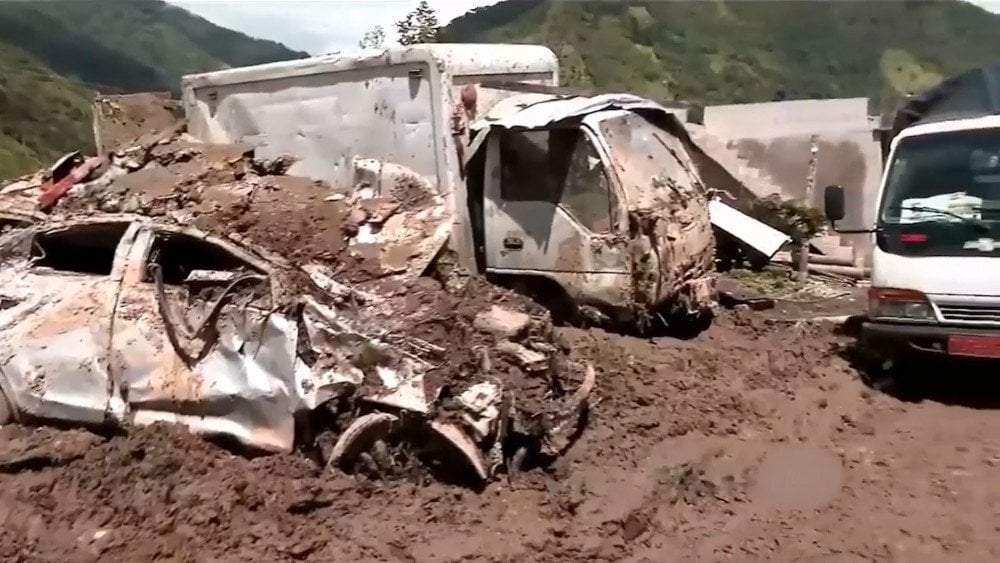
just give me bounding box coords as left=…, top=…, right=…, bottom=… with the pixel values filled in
left=823, top=185, right=846, bottom=223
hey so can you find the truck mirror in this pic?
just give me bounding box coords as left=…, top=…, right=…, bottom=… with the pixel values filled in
left=823, top=185, right=846, bottom=223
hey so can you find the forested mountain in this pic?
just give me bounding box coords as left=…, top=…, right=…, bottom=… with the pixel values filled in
left=3, top=0, right=1000, bottom=180
left=0, top=0, right=305, bottom=179
left=443, top=0, right=1000, bottom=112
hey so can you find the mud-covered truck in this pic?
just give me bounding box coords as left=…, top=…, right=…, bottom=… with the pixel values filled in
left=824, top=62, right=1000, bottom=373
left=180, top=44, right=717, bottom=329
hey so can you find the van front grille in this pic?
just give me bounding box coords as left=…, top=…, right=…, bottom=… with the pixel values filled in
left=937, top=303, right=1000, bottom=324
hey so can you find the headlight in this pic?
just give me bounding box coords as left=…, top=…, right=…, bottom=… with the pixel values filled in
left=868, top=288, right=935, bottom=321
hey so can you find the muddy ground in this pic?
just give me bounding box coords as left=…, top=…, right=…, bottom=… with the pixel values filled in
left=3, top=289, right=1000, bottom=563
left=8, top=95, right=996, bottom=561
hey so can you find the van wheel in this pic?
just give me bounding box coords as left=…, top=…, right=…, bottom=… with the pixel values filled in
left=862, top=356, right=924, bottom=398
left=888, top=357, right=928, bottom=398
left=496, top=275, right=579, bottom=325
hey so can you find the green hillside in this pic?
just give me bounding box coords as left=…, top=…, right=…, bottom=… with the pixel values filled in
left=442, top=0, right=1000, bottom=113
left=4, top=0, right=999, bottom=182
left=0, top=0, right=306, bottom=180
left=0, top=43, right=94, bottom=179
left=0, top=0, right=307, bottom=94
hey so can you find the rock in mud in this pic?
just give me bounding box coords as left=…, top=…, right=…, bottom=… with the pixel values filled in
left=473, top=305, right=532, bottom=340
left=496, top=340, right=550, bottom=372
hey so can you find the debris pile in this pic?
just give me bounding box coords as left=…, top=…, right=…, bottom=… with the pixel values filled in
left=0, top=123, right=592, bottom=485
left=92, top=92, right=184, bottom=155
left=1, top=118, right=452, bottom=280
left=319, top=278, right=595, bottom=483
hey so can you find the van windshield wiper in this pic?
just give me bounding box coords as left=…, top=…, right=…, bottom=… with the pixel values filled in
left=886, top=204, right=990, bottom=233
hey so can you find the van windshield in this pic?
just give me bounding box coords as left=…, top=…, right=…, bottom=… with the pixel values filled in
left=598, top=112, right=693, bottom=197
left=878, top=127, right=1000, bottom=256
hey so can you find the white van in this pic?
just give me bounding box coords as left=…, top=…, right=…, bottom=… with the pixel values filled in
left=824, top=62, right=1000, bottom=368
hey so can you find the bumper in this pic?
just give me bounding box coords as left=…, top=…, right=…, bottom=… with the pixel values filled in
left=862, top=320, right=1000, bottom=358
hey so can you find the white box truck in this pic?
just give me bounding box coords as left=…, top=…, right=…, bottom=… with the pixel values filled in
left=181, top=44, right=720, bottom=330
left=825, top=62, right=1000, bottom=374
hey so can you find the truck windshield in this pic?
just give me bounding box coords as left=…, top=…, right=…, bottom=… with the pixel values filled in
left=598, top=112, right=691, bottom=197
left=878, top=127, right=1000, bottom=256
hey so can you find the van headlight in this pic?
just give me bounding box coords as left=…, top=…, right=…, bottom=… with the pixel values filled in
left=868, top=288, right=935, bottom=321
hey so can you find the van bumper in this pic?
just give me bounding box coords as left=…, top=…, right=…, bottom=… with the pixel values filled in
left=862, top=320, right=1000, bottom=358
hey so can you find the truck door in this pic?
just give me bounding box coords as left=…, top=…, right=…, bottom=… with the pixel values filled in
left=482, top=123, right=630, bottom=306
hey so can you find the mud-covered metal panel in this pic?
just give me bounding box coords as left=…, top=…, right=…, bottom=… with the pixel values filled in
left=184, top=62, right=439, bottom=189
left=0, top=221, right=139, bottom=425
left=591, top=110, right=717, bottom=310
left=708, top=199, right=791, bottom=260
left=482, top=124, right=632, bottom=309
left=112, top=224, right=300, bottom=452
left=0, top=277, right=116, bottom=425
left=123, top=314, right=301, bottom=453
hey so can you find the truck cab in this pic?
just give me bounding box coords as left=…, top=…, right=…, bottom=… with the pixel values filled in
left=473, top=94, right=715, bottom=326
left=825, top=63, right=1000, bottom=367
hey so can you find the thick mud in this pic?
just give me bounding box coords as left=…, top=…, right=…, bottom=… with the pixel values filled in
left=92, top=92, right=183, bottom=154
left=3, top=307, right=999, bottom=562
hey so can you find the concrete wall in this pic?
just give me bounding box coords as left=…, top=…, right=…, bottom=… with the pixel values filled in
left=702, top=98, right=883, bottom=263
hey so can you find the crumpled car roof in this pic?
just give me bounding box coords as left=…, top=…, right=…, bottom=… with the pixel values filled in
left=473, top=92, right=684, bottom=130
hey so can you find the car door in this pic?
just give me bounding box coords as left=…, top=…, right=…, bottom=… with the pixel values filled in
left=110, top=223, right=301, bottom=452
left=0, top=218, right=140, bottom=425
left=482, top=122, right=631, bottom=306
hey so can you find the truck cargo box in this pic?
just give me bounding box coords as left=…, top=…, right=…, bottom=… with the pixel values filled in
left=890, top=62, right=1000, bottom=144
left=180, top=44, right=558, bottom=190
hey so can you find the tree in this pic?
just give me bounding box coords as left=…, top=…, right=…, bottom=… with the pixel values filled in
left=396, top=0, right=440, bottom=46
left=358, top=26, right=386, bottom=49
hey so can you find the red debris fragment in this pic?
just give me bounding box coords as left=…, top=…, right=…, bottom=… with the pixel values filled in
left=37, top=156, right=106, bottom=211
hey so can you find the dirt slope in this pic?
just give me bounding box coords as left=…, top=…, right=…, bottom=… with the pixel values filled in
left=2, top=307, right=999, bottom=562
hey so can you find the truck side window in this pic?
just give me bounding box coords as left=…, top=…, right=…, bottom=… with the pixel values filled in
left=500, top=130, right=558, bottom=202
left=556, top=132, right=612, bottom=233
left=500, top=129, right=613, bottom=233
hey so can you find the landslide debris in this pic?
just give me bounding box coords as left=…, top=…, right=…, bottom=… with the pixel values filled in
left=0, top=118, right=592, bottom=486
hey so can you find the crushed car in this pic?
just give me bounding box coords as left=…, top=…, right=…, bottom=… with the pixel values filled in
left=0, top=201, right=593, bottom=483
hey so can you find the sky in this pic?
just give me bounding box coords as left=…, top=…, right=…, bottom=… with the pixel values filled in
left=166, top=0, right=1000, bottom=56
left=166, top=0, right=501, bottom=54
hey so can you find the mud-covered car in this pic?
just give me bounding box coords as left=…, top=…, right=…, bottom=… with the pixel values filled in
left=0, top=213, right=592, bottom=482
left=0, top=214, right=304, bottom=449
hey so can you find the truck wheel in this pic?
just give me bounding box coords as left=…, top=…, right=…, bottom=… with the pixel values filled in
left=887, top=357, right=928, bottom=398
left=496, top=274, right=579, bottom=325
left=862, top=356, right=923, bottom=398
left=859, top=360, right=896, bottom=393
